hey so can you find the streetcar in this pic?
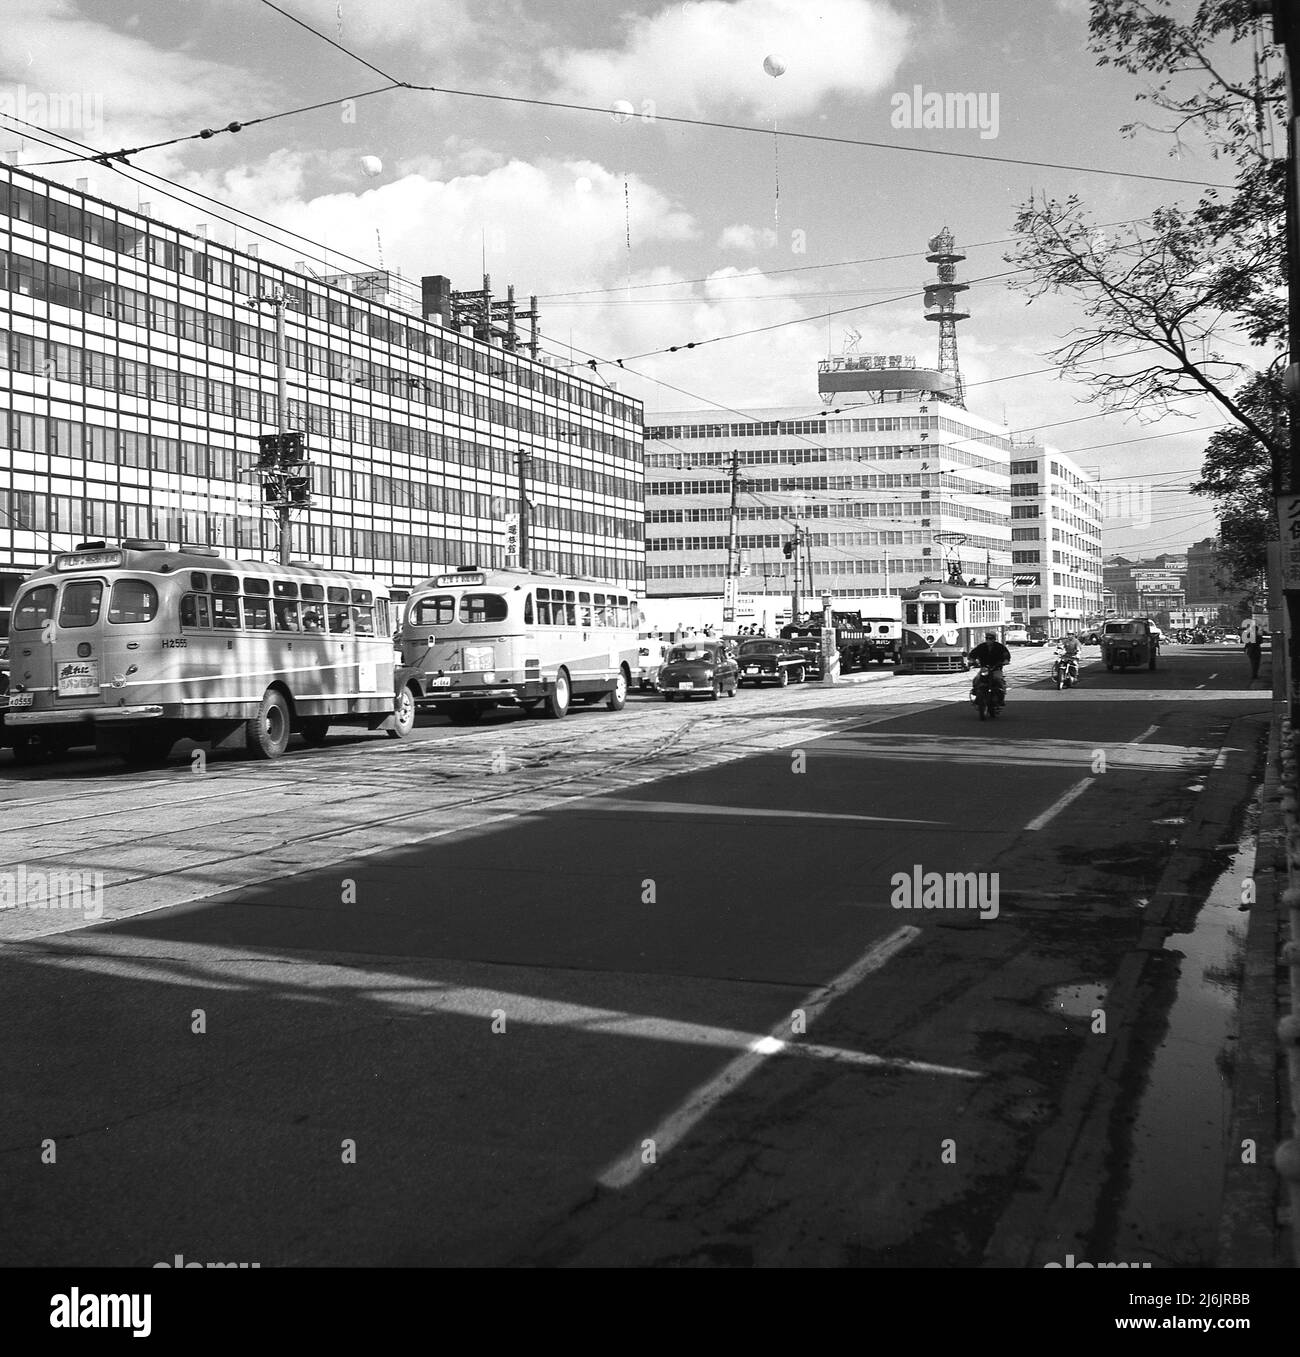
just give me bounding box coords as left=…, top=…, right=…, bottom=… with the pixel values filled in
left=897, top=581, right=1008, bottom=673
left=397, top=565, right=641, bottom=721
left=3, top=539, right=410, bottom=765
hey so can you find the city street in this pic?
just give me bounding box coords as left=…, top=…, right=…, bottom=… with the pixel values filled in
left=0, top=643, right=1271, bottom=1267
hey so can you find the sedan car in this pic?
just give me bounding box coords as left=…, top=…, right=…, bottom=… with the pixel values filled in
left=1004, top=625, right=1029, bottom=645
left=1025, top=626, right=1050, bottom=646
left=736, top=638, right=808, bottom=687
left=657, top=641, right=739, bottom=700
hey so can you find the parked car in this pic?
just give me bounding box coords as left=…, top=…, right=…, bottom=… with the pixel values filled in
left=1004, top=625, right=1029, bottom=645
left=1081, top=629, right=1102, bottom=645
left=657, top=641, right=739, bottom=700
left=1025, top=626, right=1050, bottom=646
left=736, top=638, right=808, bottom=687
left=636, top=638, right=671, bottom=690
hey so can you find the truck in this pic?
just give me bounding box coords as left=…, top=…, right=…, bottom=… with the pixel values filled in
left=780, top=612, right=901, bottom=671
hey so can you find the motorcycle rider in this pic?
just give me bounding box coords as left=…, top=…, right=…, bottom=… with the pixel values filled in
left=968, top=631, right=1011, bottom=702
left=1053, top=633, right=1081, bottom=684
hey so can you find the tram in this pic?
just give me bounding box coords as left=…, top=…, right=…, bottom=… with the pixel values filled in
left=897, top=580, right=1008, bottom=673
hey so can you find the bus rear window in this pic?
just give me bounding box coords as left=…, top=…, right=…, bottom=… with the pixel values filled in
left=459, top=593, right=508, bottom=624
left=108, top=580, right=158, bottom=624
left=412, top=595, right=455, bottom=627
left=59, top=581, right=103, bottom=628
left=13, top=585, right=55, bottom=630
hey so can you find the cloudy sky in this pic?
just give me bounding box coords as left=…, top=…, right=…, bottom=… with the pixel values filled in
left=0, top=0, right=1277, bottom=557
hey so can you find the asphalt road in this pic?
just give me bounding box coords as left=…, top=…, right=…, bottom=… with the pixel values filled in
left=0, top=642, right=1271, bottom=1266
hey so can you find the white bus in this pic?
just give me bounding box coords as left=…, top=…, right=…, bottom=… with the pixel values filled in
left=397, top=565, right=641, bottom=721
left=4, top=539, right=411, bottom=766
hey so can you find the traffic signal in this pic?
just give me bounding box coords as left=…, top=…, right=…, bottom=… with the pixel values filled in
left=285, top=472, right=311, bottom=504
left=783, top=539, right=796, bottom=558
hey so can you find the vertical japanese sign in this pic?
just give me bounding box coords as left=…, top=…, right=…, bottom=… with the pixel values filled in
left=503, top=513, right=520, bottom=566
left=1278, top=496, right=1300, bottom=586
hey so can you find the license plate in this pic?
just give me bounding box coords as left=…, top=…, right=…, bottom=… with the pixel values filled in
left=6, top=692, right=32, bottom=708
left=429, top=676, right=452, bottom=687
left=745, top=667, right=759, bottom=673
left=678, top=681, right=694, bottom=689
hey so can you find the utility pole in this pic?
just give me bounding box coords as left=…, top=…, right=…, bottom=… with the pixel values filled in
left=724, top=448, right=741, bottom=625
left=248, top=284, right=307, bottom=564
left=515, top=448, right=530, bottom=568
left=784, top=522, right=802, bottom=622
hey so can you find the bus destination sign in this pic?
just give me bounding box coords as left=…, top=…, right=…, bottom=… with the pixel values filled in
left=56, top=550, right=123, bottom=572
left=434, top=573, right=484, bottom=587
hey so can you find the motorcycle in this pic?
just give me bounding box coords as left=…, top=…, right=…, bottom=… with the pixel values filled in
left=969, top=665, right=1006, bottom=720
left=1052, top=650, right=1080, bottom=690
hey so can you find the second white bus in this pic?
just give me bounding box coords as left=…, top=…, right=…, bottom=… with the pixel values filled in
left=397, top=565, right=641, bottom=721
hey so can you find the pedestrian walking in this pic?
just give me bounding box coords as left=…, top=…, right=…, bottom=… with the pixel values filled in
left=1241, top=618, right=1263, bottom=680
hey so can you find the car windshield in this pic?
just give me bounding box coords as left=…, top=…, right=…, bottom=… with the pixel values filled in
left=1105, top=622, right=1140, bottom=635
left=668, top=645, right=716, bottom=663
left=738, top=640, right=778, bottom=656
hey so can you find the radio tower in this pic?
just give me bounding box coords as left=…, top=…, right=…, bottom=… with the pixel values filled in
left=923, top=227, right=970, bottom=408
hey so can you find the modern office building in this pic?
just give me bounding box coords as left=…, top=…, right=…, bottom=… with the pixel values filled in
left=0, top=162, right=645, bottom=628
left=1007, top=442, right=1104, bottom=633
left=644, top=353, right=1015, bottom=609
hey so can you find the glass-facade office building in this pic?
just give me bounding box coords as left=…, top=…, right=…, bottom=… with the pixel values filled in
left=0, top=163, right=645, bottom=627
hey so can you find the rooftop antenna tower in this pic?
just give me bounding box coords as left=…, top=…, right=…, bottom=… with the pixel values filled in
left=923, top=226, right=970, bottom=409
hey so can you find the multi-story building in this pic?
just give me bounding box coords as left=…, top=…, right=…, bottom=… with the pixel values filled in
left=0, top=163, right=645, bottom=629
left=1103, top=554, right=1187, bottom=621
left=1007, top=442, right=1104, bottom=633
left=644, top=355, right=1013, bottom=612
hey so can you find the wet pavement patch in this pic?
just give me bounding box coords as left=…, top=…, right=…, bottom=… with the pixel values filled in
left=1047, top=982, right=1107, bottom=1020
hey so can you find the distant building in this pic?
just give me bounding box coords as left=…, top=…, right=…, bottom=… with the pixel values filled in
left=1007, top=444, right=1103, bottom=633
left=644, top=354, right=1013, bottom=609
left=1103, top=554, right=1187, bottom=620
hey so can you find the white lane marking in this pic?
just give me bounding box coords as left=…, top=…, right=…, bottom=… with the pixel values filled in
left=1026, top=777, right=1096, bottom=832
left=597, top=925, right=927, bottom=1190
left=1133, top=725, right=1159, bottom=744
left=1208, top=673, right=1218, bottom=681
left=577, top=798, right=943, bottom=827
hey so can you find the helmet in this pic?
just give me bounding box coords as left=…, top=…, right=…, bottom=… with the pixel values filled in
left=985, top=631, right=997, bottom=640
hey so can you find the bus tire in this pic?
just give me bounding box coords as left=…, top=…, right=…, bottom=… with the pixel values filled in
left=10, top=733, right=47, bottom=766
left=299, top=718, right=331, bottom=746
left=545, top=668, right=571, bottom=719
left=246, top=690, right=291, bottom=759
left=606, top=667, right=629, bottom=711
left=388, top=684, right=417, bottom=739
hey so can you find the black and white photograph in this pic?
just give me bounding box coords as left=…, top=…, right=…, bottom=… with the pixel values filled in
left=0, top=0, right=1294, bottom=1322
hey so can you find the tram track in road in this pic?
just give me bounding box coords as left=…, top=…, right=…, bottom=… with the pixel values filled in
left=0, top=680, right=955, bottom=942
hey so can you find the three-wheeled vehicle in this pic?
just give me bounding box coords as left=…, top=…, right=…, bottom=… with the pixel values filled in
left=1100, top=618, right=1159, bottom=672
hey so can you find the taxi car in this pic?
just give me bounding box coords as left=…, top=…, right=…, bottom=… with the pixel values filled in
left=1100, top=617, right=1159, bottom=672
left=657, top=640, right=739, bottom=700
left=736, top=638, right=807, bottom=687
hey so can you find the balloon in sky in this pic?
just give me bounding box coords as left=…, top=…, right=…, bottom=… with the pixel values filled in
left=610, top=100, right=635, bottom=123
left=762, top=54, right=787, bottom=77
left=359, top=155, right=383, bottom=178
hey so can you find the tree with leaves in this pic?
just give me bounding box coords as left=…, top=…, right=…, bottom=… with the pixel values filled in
left=1006, top=0, right=1286, bottom=574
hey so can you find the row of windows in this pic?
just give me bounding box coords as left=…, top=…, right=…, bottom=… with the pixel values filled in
left=1, top=174, right=641, bottom=425
left=647, top=414, right=1016, bottom=453
left=647, top=446, right=1006, bottom=481
left=0, top=329, right=644, bottom=505
left=0, top=411, right=640, bottom=541
left=646, top=557, right=960, bottom=580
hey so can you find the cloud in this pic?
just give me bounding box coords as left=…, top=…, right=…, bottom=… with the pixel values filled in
left=0, top=0, right=268, bottom=166
left=718, top=223, right=778, bottom=251
left=542, top=0, right=912, bottom=119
